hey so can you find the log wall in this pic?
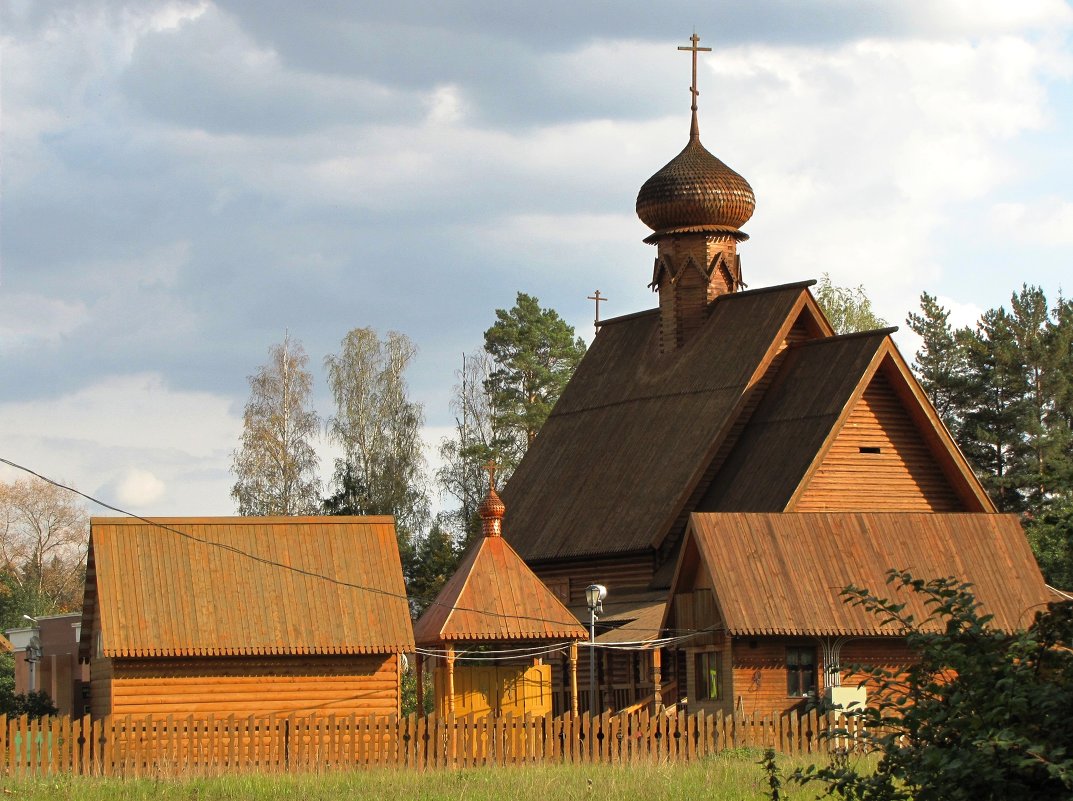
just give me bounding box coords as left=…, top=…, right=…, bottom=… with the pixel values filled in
left=91, top=654, right=400, bottom=719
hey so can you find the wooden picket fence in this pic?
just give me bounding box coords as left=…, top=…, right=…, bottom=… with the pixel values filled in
left=0, top=708, right=867, bottom=777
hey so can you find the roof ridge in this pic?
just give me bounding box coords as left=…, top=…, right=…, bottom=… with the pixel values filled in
left=788, top=326, right=899, bottom=348
left=713, top=279, right=817, bottom=301
left=598, top=308, right=659, bottom=327
left=597, top=280, right=819, bottom=329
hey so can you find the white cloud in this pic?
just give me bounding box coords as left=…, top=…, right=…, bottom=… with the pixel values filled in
left=115, top=468, right=166, bottom=507
left=0, top=293, right=90, bottom=352
left=695, top=33, right=1065, bottom=325
left=991, top=200, right=1073, bottom=246
left=0, top=373, right=241, bottom=514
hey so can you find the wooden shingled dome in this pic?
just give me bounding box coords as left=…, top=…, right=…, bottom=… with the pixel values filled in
left=636, top=135, right=755, bottom=237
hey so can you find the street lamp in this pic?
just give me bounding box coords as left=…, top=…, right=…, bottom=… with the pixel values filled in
left=22, top=617, right=42, bottom=695
left=584, top=584, right=606, bottom=715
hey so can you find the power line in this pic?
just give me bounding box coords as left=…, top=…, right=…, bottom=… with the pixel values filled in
left=0, top=457, right=629, bottom=633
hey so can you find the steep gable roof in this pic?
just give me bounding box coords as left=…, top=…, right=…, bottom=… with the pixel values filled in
left=679, top=512, right=1051, bottom=637
left=79, top=516, right=415, bottom=659
left=698, top=334, right=994, bottom=513
left=698, top=329, right=892, bottom=511
left=412, top=534, right=586, bottom=644
left=502, top=281, right=828, bottom=562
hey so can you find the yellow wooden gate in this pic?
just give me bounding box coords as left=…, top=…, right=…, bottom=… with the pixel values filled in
left=434, top=664, right=552, bottom=717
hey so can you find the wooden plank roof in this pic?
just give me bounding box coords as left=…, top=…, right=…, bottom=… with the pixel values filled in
left=412, top=534, right=586, bottom=645
left=699, top=330, right=891, bottom=511
left=684, top=512, right=1052, bottom=637
left=502, top=281, right=821, bottom=562
left=80, top=516, right=415, bottom=659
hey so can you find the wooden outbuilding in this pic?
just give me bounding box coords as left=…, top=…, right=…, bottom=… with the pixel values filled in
left=79, top=516, right=414, bottom=719
left=413, top=480, right=587, bottom=717
left=663, top=512, right=1055, bottom=718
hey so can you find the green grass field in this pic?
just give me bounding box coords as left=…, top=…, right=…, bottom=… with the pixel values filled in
left=0, top=751, right=848, bottom=800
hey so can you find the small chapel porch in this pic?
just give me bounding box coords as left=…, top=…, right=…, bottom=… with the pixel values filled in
left=412, top=469, right=588, bottom=719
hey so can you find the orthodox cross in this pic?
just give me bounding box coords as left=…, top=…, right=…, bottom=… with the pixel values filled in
left=587, top=289, right=608, bottom=333
left=678, top=33, right=711, bottom=121
left=484, top=459, right=498, bottom=491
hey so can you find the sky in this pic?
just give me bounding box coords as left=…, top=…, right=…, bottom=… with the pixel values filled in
left=2, top=1, right=1073, bottom=518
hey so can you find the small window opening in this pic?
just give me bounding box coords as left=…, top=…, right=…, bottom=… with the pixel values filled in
left=859, top=446, right=882, bottom=454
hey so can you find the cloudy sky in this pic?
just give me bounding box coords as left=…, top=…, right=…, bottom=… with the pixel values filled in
left=3, top=1, right=1072, bottom=517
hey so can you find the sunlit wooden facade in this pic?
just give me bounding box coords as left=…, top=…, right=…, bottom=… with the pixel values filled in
left=413, top=487, right=586, bottom=717
left=664, top=513, right=1053, bottom=718
left=79, top=516, right=415, bottom=719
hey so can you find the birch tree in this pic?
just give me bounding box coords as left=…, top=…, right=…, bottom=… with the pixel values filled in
left=437, top=352, right=502, bottom=546
left=324, top=328, right=429, bottom=567
left=814, top=273, right=888, bottom=334
left=230, top=335, right=321, bottom=516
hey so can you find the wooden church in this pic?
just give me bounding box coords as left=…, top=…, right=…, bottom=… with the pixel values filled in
left=500, top=35, right=1054, bottom=717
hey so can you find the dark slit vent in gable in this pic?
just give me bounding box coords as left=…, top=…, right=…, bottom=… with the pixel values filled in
left=859, top=446, right=882, bottom=454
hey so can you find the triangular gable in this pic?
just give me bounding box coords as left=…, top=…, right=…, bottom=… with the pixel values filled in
left=788, top=342, right=994, bottom=513
left=695, top=329, right=891, bottom=512
left=676, top=512, right=1050, bottom=636
left=413, top=535, right=586, bottom=645
left=79, top=516, right=415, bottom=659
left=502, top=280, right=828, bottom=563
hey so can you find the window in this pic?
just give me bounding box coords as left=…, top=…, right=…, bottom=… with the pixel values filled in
left=786, top=646, right=817, bottom=697
left=694, top=651, right=721, bottom=701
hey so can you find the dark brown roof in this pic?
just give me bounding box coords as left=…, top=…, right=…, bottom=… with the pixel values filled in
left=80, top=516, right=415, bottom=659
left=412, top=534, right=586, bottom=645
left=684, top=512, right=1052, bottom=636
left=502, top=281, right=820, bottom=563
left=699, top=331, right=890, bottom=511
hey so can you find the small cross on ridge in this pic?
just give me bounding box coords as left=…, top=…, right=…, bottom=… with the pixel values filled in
left=484, top=459, right=498, bottom=491
left=587, top=289, right=608, bottom=333
left=678, top=33, right=712, bottom=112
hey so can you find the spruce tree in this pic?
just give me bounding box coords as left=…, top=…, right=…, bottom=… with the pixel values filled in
left=906, top=293, right=966, bottom=437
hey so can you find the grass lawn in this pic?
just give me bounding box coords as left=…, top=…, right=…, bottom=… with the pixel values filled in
left=0, top=751, right=849, bottom=800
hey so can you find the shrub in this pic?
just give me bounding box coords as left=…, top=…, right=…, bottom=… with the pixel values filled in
left=789, top=571, right=1073, bottom=801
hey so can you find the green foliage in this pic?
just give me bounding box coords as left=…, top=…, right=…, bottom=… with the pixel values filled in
left=906, top=291, right=967, bottom=436
left=761, top=748, right=784, bottom=801
left=407, top=515, right=461, bottom=617
left=814, top=274, right=888, bottom=335
left=400, top=661, right=434, bottom=717
left=323, top=327, right=430, bottom=584
left=483, top=293, right=586, bottom=472
left=1024, top=497, right=1073, bottom=590
left=0, top=677, right=57, bottom=719
left=788, top=572, right=1073, bottom=801
left=907, top=287, right=1073, bottom=580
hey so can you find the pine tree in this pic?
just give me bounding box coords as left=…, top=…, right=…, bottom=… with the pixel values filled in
left=906, top=292, right=966, bottom=437
left=483, top=292, right=586, bottom=473
left=958, top=308, right=1032, bottom=512
left=407, top=515, right=461, bottom=616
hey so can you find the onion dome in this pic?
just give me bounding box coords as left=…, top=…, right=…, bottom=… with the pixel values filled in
left=636, top=131, right=755, bottom=238
left=478, top=486, right=506, bottom=537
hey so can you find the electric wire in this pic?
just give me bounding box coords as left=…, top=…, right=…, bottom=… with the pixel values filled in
left=0, top=456, right=711, bottom=646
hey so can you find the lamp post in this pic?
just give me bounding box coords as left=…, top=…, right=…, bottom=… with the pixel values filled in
left=22, top=616, right=41, bottom=693
left=584, top=584, right=606, bottom=714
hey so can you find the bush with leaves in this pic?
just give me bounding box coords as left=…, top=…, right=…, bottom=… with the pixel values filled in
left=788, top=571, right=1072, bottom=801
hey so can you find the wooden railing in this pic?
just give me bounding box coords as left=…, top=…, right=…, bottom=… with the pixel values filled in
left=0, top=709, right=866, bottom=777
